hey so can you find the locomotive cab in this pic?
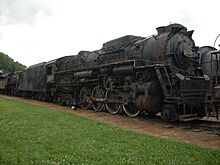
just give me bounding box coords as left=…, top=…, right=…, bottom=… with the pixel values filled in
left=46, top=60, right=56, bottom=84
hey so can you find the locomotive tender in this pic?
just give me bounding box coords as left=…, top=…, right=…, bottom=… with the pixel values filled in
left=5, top=23, right=219, bottom=121
left=199, top=46, right=220, bottom=119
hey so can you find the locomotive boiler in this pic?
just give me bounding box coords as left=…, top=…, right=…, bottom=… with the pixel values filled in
left=53, top=23, right=212, bottom=121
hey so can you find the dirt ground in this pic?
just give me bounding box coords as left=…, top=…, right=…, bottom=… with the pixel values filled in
left=1, top=94, right=220, bottom=150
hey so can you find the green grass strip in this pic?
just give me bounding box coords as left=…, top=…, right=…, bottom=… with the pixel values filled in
left=0, top=96, right=220, bottom=165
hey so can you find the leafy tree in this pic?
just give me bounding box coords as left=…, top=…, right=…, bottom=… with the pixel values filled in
left=0, top=52, right=26, bottom=73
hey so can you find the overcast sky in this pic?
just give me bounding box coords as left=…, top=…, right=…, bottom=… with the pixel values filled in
left=0, top=0, right=219, bottom=67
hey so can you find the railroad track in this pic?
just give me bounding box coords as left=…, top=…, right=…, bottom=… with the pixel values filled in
left=184, top=119, right=220, bottom=136
left=135, top=113, right=220, bottom=136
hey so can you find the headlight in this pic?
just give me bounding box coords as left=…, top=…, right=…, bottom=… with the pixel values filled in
left=183, top=50, right=193, bottom=58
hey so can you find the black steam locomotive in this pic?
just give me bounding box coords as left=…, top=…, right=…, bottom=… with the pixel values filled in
left=4, top=23, right=220, bottom=121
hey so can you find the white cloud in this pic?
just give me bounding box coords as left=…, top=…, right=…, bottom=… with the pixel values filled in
left=0, top=0, right=52, bottom=25
left=0, top=0, right=219, bottom=66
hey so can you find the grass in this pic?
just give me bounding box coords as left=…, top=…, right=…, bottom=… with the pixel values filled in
left=0, top=96, right=220, bottom=165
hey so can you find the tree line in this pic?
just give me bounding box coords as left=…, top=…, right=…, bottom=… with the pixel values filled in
left=0, top=52, right=26, bottom=73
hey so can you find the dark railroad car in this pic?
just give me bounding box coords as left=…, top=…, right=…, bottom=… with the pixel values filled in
left=18, top=62, right=47, bottom=99
left=5, top=72, right=19, bottom=95
left=0, top=70, right=6, bottom=93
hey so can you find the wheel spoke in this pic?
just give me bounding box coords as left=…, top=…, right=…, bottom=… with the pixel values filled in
left=79, top=87, right=91, bottom=109
left=122, top=88, right=140, bottom=117
left=92, top=86, right=105, bottom=112
left=105, top=88, right=121, bottom=114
